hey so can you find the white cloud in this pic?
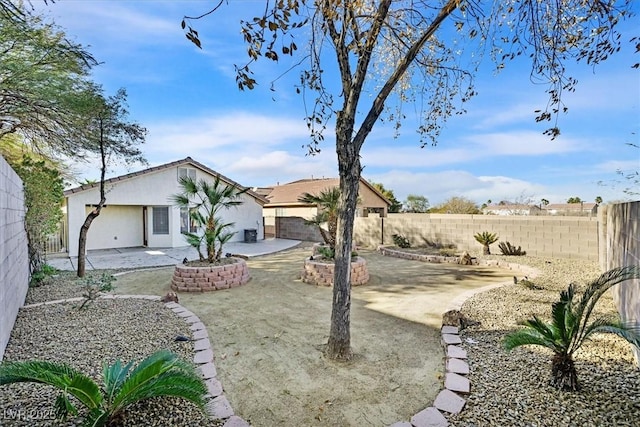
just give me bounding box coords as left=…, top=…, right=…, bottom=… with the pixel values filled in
left=465, top=131, right=585, bottom=156
left=147, top=112, right=310, bottom=153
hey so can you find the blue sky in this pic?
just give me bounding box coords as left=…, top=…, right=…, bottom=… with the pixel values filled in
left=35, top=1, right=639, bottom=206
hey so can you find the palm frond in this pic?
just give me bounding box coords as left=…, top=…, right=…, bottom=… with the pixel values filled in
left=504, top=328, right=559, bottom=352
left=579, top=317, right=640, bottom=349
left=573, top=266, right=640, bottom=350
left=103, top=359, right=134, bottom=405
left=0, top=360, right=103, bottom=410
left=110, top=351, right=206, bottom=415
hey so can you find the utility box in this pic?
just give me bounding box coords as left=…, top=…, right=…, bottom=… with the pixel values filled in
left=244, top=229, right=257, bottom=243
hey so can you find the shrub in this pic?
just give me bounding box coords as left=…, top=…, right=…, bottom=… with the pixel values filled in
left=78, top=273, right=116, bottom=310
left=504, top=266, right=640, bottom=391
left=0, top=350, right=207, bottom=426
left=392, top=234, right=411, bottom=248
left=474, top=231, right=499, bottom=255
left=499, top=241, right=527, bottom=256
left=29, top=263, right=58, bottom=287
left=315, top=246, right=358, bottom=261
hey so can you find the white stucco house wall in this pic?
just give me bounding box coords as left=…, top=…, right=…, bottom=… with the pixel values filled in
left=63, top=157, right=267, bottom=255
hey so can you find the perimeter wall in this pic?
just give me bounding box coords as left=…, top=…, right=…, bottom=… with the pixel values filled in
left=600, top=202, right=640, bottom=365
left=0, top=155, right=29, bottom=361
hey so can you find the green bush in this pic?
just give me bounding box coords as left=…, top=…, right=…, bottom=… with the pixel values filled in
left=29, top=263, right=58, bottom=287
left=392, top=234, right=411, bottom=248
left=78, top=273, right=116, bottom=310
left=499, top=241, right=527, bottom=256
left=0, top=350, right=207, bottom=426
left=474, top=231, right=499, bottom=255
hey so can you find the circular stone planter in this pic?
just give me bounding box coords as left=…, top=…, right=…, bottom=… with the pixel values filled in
left=301, top=256, right=369, bottom=287
left=171, top=258, right=250, bottom=292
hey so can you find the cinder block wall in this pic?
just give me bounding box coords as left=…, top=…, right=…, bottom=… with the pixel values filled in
left=274, top=214, right=598, bottom=260
left=601, top=202, right=640, bottom=365
left=353, top=214, right=598, bottom=260
left=0, top=155, right=29, bottom=361
left=275, top=216, right=324, bottom=242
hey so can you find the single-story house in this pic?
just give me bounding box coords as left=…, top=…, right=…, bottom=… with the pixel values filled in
left=261, top=177, right=391, bottom=219
left=63, top=157, right=267, bottom=255
left=483, top=204, right=543, bottom=216
left=543, top=203, right=597, bottom=216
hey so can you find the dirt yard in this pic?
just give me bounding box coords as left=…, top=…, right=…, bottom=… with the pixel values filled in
left=114, top=245, right=520, bottom=426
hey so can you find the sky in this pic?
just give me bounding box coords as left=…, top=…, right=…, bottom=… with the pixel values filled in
left=33, top=1, right=639, bottom=206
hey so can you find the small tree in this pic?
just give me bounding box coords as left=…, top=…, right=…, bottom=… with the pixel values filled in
left=566, top=197, right=583, bottom=204
left=474, top=231, right=499, bottom=255
left=369, top=181, right=401, bottom=213
left=431, top=196, right=480, bottom=214
left=76, top=88, right=147, bottom=277
left=4, top=152, right=64, bottom=273
left=403, top=194, right=429, bottom=213
left=504, top=266, right=640, bottom=391
left=299, top=187, right=341, bottom=250
left=595, top=196, right=603, bottom=205
left=171, top=175, right=248, bottom=263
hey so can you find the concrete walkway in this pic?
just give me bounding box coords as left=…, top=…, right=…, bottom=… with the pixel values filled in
left=47, top=238, right=301, bottom=271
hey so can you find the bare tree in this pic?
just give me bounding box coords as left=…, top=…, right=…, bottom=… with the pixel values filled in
left=76, top=89, right=147, bottom=277
left=183, top=0, right=634, bottom=360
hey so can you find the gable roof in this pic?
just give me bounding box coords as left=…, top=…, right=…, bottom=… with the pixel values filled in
left=64, top=157, right=269, bottom=204
left=264, top=177, right=391, bottom=207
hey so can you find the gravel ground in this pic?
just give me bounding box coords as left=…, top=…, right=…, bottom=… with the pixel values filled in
left=3, top=256, right=639, bottom=426
left=447, top=255, right=640, bottom=427
left=0, top=293, right=217, bottom=426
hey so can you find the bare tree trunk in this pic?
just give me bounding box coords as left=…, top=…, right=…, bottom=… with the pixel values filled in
left=326, top=114, right=361, bottom=360
left=77, top=119, right=107, bottom=277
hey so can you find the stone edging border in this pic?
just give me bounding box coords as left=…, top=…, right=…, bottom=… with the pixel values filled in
left=382, top=248, right=541, bottom=427
left=22, top=294, right=249, bottom=427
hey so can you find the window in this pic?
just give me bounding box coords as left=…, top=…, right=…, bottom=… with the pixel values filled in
left=178, top=167, right=196, bottom=182
left=152, top=207, right=169, bottom=234
left=180, top=207, right=198, bottom=234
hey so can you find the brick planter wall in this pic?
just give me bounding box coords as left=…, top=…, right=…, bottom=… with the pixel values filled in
left=378, top=246, right=466, bottom=264
left=301, top=257, right=369, bottom=287
left=171, top=259, right=250, bottom=292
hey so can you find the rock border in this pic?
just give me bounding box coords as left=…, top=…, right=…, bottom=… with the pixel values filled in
left=22, top=294, right=250, bottom=427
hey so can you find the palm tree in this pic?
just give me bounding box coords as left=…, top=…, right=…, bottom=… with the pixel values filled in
left=299, top=187, right=341, bottom=250
left=504, top=266, right=640, bottom=391
left=0, top=350, right=207, bottom=426
left=171, top=175, right=247, bottom=263
left=474, top=231, right=499, bottom=255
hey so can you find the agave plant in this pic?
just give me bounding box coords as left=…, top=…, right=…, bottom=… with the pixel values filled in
left=474, top=231, right=498, bottom=255
left=171, top=175, right=247, bottom=263
left=504, top=266, right=640, bottom=391
left=0, top=350, right=207, bottom=426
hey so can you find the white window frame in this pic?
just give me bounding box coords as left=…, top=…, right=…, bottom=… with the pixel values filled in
left=178, top=167, right=196, bottom=182
left=152, top=206, right=169, bottom=235
left=180, top=207, right=198, bottom=234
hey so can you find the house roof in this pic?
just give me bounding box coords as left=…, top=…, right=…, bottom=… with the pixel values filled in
left=544, top=203, right=597, bottom=211
left=264, top=177, right=392, bottom=207
left=64, top=157, right=269, bottom=205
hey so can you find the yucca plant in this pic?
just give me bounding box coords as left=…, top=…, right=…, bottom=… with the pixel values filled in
left=0, top=350, right=207, bottom=426
left=504, top=266, right=640, bottom=391
left=474, top=231, right=498, bottom=255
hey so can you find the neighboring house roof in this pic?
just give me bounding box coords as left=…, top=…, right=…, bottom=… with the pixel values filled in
left=264, top=177, right=392, bottom=207
left=544, top=203, right=597, bottom=211
left=483, top=204, right=542, bottom=215
left=63, top=157, right=269, bottom=205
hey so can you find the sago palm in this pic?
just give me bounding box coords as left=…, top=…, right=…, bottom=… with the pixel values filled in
left=171, top=175, right=247, bottom=262
left=474, top=231, right=498, bottom=255
left=299, top=187, right=341, bottom=250
left=0, top=350, right=207, bottom=426
left=504, top=266, right=640, bottom=391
